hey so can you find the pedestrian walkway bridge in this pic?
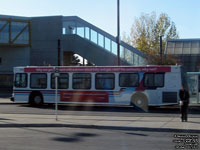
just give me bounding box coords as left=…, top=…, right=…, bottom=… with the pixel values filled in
left=62, top=16, right=146, bottom=66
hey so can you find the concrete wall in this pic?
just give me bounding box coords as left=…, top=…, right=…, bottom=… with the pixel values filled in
left=0, top=47, right=30, bottom=73
left=30, top=16, right=63, bottom=66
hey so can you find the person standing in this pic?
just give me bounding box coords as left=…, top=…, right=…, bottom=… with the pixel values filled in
left=179, top=86, right=190, bottom=122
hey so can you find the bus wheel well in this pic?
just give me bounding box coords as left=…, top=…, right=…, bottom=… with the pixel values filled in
left=131, top=92, right=148, bottom=112
left=29, top=91, right=43, bottom=106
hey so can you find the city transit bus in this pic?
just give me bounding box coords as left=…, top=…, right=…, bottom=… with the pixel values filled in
left=11, top=66, right=182, bottom=111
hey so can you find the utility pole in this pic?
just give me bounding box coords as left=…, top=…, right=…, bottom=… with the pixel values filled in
left=160, top=36, right=163, bottom=65
left=117, top=0, right=120, bottom=66
left=58, top=39, right=61, bottom=66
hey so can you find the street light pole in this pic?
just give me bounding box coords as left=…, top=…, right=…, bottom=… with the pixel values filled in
left=58, top=39, right=61, bottom=66
left=117, top=0, right=120, bottom=66
left=160, top=36, right=163, bottom=65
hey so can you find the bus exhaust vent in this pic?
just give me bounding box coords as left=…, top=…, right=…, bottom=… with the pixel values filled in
left=162, top=92, right=177, bottom=103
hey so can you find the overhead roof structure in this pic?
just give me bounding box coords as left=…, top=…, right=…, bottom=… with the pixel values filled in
left=165, top=39, right=200, bottom=55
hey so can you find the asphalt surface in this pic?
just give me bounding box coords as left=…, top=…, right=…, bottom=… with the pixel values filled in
left=0, top=98, right=200, bottom=150
left=0, top=127, right=185, bottom=150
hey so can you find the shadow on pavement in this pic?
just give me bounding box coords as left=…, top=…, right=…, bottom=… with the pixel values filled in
left=0, top=118, right=12, bottom=120
left=0, top=123, right=199, bottom=134
left=19, top=104, right=137, bottom=113
left=52, top=132, right=98, bottom=143
left=126, top=132, right=148, bottom=136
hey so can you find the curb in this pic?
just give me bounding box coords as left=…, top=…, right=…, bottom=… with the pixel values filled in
left=0, top=123, right=199, bottom=133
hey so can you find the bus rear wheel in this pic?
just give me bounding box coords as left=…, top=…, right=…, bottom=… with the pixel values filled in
left=131, top=92, right=148, bottom=112
left=30, top=92, right=43, bottom=106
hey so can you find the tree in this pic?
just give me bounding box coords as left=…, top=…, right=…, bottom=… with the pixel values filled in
left=123, top=12, right=179, bottom=62
left=146, top=54, right=179, bottom=65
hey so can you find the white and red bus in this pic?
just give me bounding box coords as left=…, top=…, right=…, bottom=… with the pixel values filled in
left=11, top=66, right=182, bottom=110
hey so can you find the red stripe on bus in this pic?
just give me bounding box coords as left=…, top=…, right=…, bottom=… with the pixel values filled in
left=24, top=66, right=171, bottom=73
left=60, top=91, right=109, bottom=103
left=24, top=67, right=54, bottom=73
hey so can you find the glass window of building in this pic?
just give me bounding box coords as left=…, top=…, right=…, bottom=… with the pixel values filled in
left=174, top=42, right=183, bottom=54
left=125, top=49, right=133, bottom=64
left=91, top=29, right=97, bottom=44
left=77, top=27, right=85, bottom=38
left=191, top=41, right=199, bottom=54
left=105, top=37, right=111, bottom=51
left=0, top=24, right=9, bottom=43
left=134, top=54, right=139, bottom=65
left=183, top=42, right=191, bottom=54
left=85, top=27, right=90, bottom=40
left=166, top=42, right=175, bottom=54
left=63, top=21, right=76, bottom=34
left=120, top=46, right=125, bottom=59
left=98, top=33, right=104, bottom=48
left=111, top=41, right=117, bottom=55
left=62, top=28, right=66, bottom=35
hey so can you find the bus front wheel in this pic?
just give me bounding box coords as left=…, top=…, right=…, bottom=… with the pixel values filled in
left=29, top=92, right=43, bottom=106
left=131, top=92, right=148, bottom=112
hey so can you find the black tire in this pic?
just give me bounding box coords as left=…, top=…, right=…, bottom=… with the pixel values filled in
left=131, top=92, right=148, bottom=112
left=30, top=92, right=43, bottom=106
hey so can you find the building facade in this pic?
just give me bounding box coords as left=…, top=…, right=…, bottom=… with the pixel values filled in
left=0, top=15, right=146, bottom=91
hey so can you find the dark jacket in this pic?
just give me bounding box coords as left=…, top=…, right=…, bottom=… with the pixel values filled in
left=179, top=89, right=189, bottom=104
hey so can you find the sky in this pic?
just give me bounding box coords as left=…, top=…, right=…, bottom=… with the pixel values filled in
left=0, top=0, right=200, bottom=39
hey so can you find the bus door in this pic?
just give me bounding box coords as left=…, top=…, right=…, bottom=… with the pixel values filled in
left=187, top=74, right=200, bottom=104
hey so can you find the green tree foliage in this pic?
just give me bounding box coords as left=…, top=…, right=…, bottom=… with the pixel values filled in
left=123, top=12, right=179, bottom=55
left=123, top=12, right=179, bottom=65
left=146, top=54, right=179, bottom=65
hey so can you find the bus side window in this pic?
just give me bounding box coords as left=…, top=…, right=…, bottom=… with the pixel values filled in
left=119, top=73, right=139, bottom=87
left=144, top=73, right=164, bottom=88
left=154, top=74, right=164, bottom=87
left=95, top=73, right=115, bottom=90
left=30, top=73, right=47, bottom=89
left=51, top=73, right=69, bottom=89
left=72, top=73, right=91, bottom=89
left=15, top=73, right=27, bottom=88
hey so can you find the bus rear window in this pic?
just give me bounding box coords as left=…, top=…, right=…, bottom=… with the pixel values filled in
left=119, top=73, right=139, bottom=87
left=15, top=73, right=27, bottom=88
left=30, top=73, right=47, bottom=89
left=144, top=73, right=164, bottom=88
left=95, top=73, right=115, bottom=90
